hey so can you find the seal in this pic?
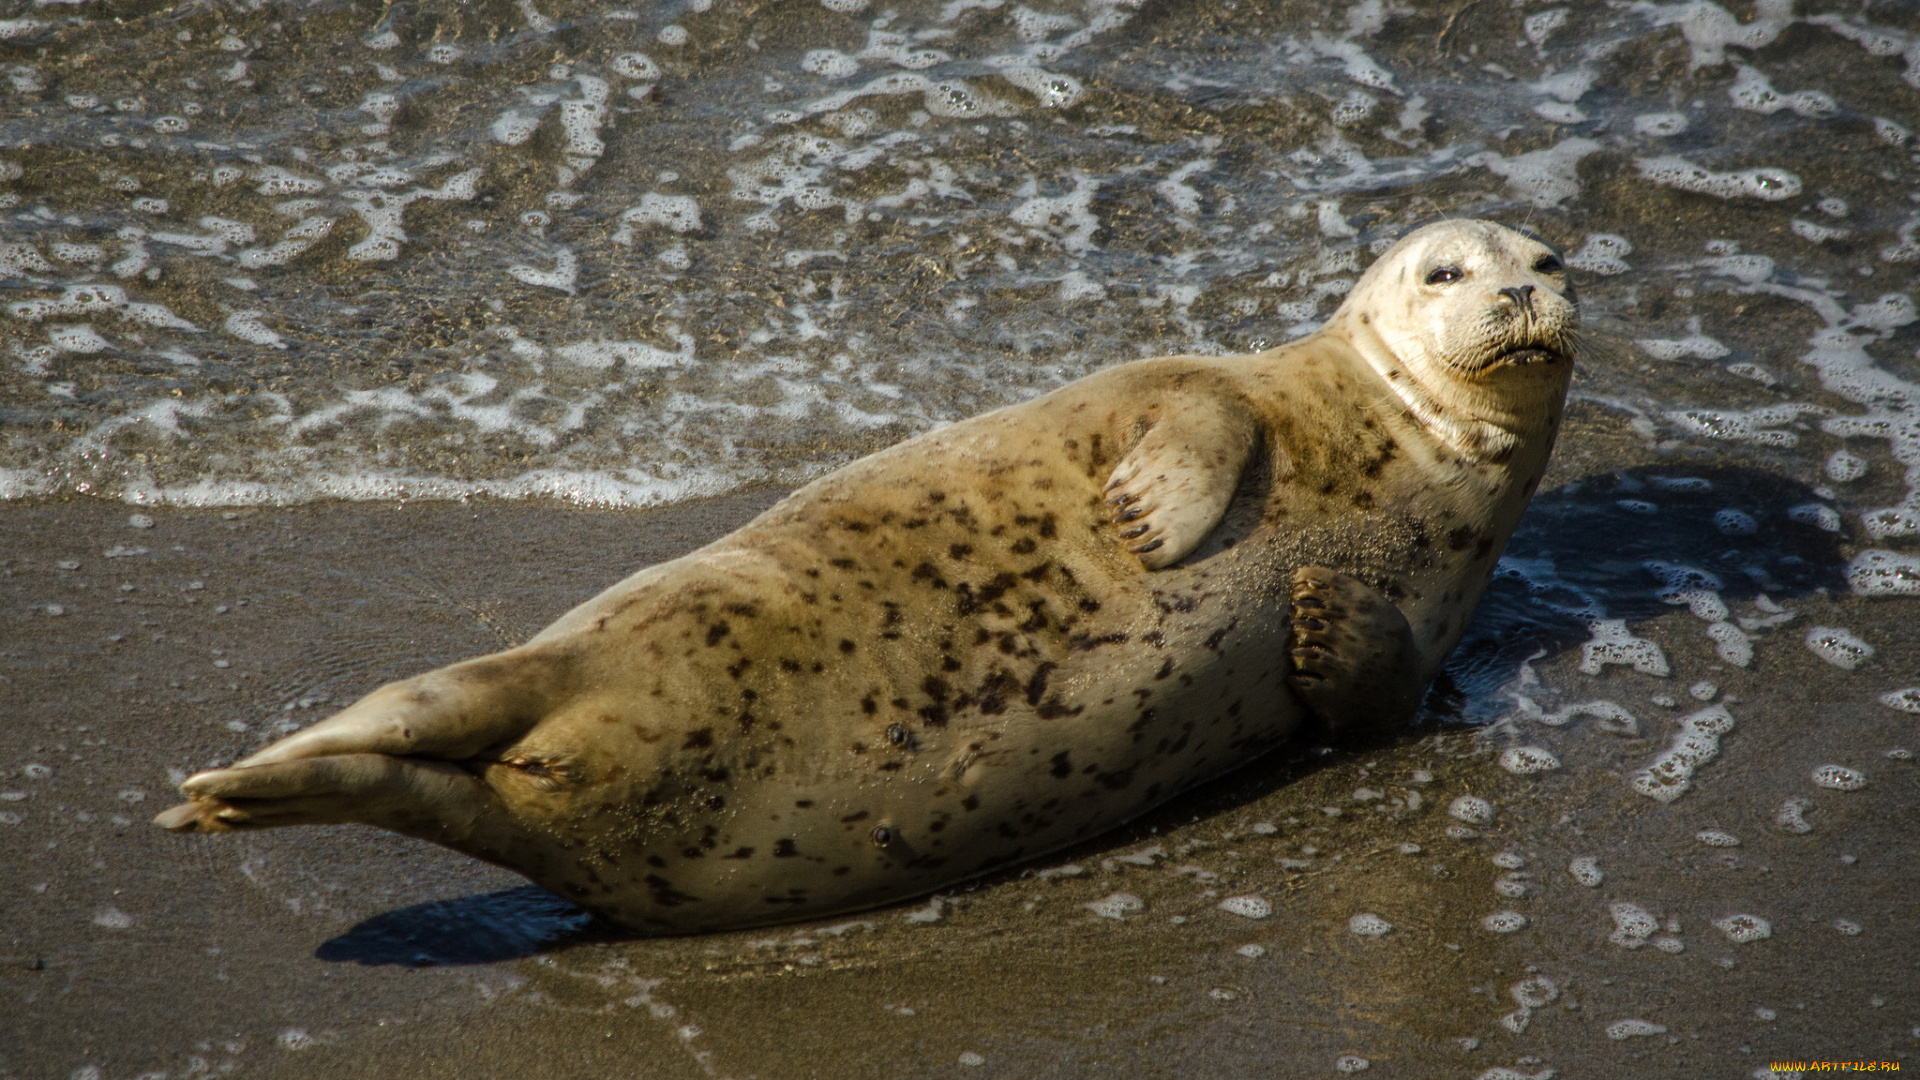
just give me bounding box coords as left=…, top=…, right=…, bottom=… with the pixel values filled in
left=156, top=219, right=1578, bottom=933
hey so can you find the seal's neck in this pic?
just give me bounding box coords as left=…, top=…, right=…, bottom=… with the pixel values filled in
left=1336, top=314, right=1569, bottom=465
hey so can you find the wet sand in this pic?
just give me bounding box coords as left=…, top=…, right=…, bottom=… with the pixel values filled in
left=4, top=410, right=1918, bottom=1079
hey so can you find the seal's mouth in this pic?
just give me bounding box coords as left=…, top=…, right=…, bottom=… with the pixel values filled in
left=1460, top=341, right=1569, bottom=374
left=1490, top=344, right=1563, bottom=366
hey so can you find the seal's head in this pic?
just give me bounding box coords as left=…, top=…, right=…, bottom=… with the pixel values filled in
left=1332, top=219, right=1578, bottom=460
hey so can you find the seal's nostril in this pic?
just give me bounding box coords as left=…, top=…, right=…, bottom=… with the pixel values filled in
left=1500, top=285, right=1535, bottom=309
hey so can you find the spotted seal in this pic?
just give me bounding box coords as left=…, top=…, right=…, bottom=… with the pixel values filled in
left=156, top=219, right=1578, bottom=933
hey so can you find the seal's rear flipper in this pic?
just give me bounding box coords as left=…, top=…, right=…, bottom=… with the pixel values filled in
left=1103, top=397, right=1258, bottom=569
left=155, top=752, right=509, bottom=850
left=1287, top=566, right=1424, bottom=741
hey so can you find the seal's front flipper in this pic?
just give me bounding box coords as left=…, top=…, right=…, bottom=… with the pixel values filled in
left=1103, top=400, right=1258, bottom=570
left=1287, top=566, right=1424, bottom=740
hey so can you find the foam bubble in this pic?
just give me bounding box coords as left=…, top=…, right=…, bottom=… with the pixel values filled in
left=612, top=52, right=661, bottom=81
left=1848, top=550, right=1920, bottom=596
left=1448, top=795, right=1493, bottom=825
left=1606, top=1019, right=1668, bottom=1040
left=1714, top=913, right=1772, bottom=943
left=1834, top=919, right=1862, bottom=936
left=1610, top=901, right=1657, bottom=947
left=1811, top=764, right=1866, bottom=791
left=1579, top=619, right=1670, bottom=676
left=1879, top=688, right=1920, bottom=713
left=92, top=906, right=134, bottom=930
left=616, top=194, right=703, bottom=238
left=1774, top=796, right=1813, bottom=834
left=1475, top=138, right=1599, bottom=209
left=1630, top=704, right=1735, bottom=803
left=1728, top=63, right=1835, bottom=117
left=1347, top=913, right=1392, bottom=937
left=1696, top=828, right=1740, bottom=847
left=1510, top=976, right=1558, bottom=1009
left=1334, top=1055, right=1370, bottom=1074
left=1520, top=698, right=1640, bottom=735
left=1633, top=112, right=1689, bottom=137
left=507, top=250, right=579, bottom=294
left=1481, top=911, right=1528, bottom=933
left=1638, top=319, right=1730, bottom=361
left=1217, top=896, right=1271, bottom=919
left=1498, top=747, right=1560, bottom=775
left=1804, top=626, right=1873, bottom=669
left=1825, top=449, right=1869, bottom=482
left=223, top=311, right=286, bottom=349
left=1567, top=233, right=1633, bottom=276
left=1085, top=892, right=1143, bottom=919
left=1636, top=155, right=1801, bottom=201
left=1236, top=943, right=1266, bottom=958
left=254, top=166, right=326, bottom=197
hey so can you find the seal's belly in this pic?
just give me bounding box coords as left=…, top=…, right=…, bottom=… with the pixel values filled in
left=551, top=535, right=1301, bottom=931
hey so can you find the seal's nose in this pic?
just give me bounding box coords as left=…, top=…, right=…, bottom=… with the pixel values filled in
left=1499, top=285, right=1535, bottom=311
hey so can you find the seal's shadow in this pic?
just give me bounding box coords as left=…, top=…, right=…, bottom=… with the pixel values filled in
left=1137, top=462, right=1848, bottom=828
left=315, top=885, right=608, bottom=966
left=317, top=465, right=1845, bottom=962
left=1429, top=463, right=1847, bottom=722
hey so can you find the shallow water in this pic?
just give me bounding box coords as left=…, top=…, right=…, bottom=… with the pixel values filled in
left=6, top=0, right=1920, bottom=1077
left=1, top=0, right=1917, bottom=516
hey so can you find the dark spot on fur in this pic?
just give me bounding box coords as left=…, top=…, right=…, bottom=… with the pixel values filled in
left=961, top=794, right=981, bottom=811
left=1049, top=751, right=1072, bottom=778
left=949, top=543, right=972, bottom=560
left=795, top=799, right=814, bottom=808
left=773, top=839, right=799, bottom=857
left=645, top=874, right=698, bottom=907
left=682, top=728, right=714, bottom=750
left=1010, top=537, right=1036, bottom=554
left=839, top=638, right=856, bottom=654
left=1154, top=658, right=1174, bottom=681
left=861, top=696, right=877, bottom=714
left=722, top=847, right=753, bottom=859
left=1024, top=661, right=1056, bottom=706
left=705, top=622, right=730, bottom=646
left=1448, top=525, right=1475, bottom=551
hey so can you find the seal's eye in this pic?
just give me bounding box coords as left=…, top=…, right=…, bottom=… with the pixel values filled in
left=1533, top=254, right=1564, bottom=274
left=1425, top=266, right=1462, bottom=285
